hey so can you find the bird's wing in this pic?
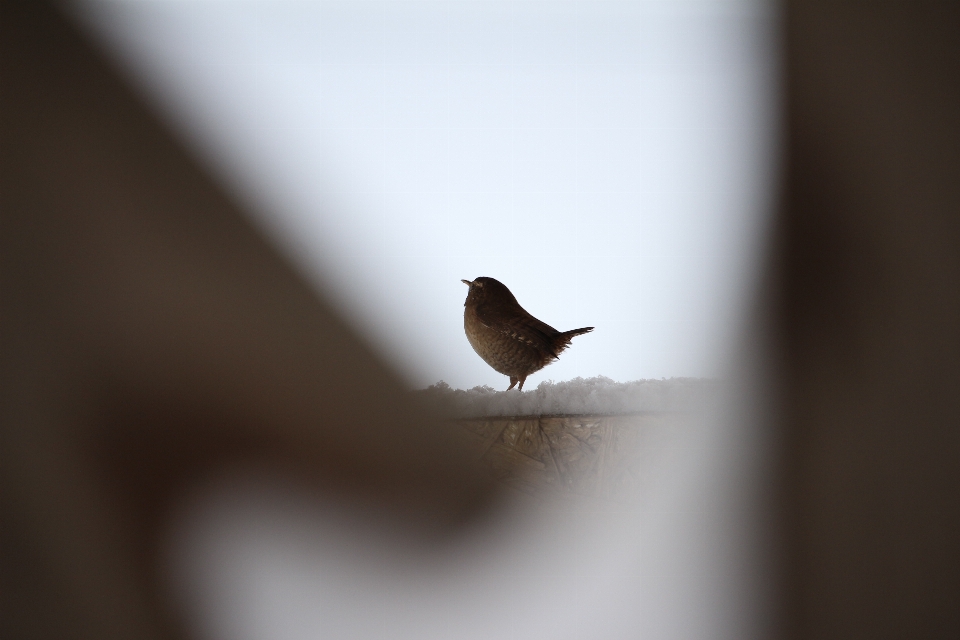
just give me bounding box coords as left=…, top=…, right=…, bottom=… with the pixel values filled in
left=474, top=303, right=561, bottom=357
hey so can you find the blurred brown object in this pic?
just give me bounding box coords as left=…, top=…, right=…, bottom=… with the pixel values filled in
left=776, top=2, right=960, bottom=638
left=0, top=3, right=492, bottom=639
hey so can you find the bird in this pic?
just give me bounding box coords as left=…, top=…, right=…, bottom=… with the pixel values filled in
left=462, top=277, right=593, bottom=391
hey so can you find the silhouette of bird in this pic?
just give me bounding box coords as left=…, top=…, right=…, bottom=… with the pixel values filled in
left=461, top=277, right=593, bottom=391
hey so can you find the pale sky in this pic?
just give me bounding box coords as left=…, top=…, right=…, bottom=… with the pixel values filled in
left=80, top=0, right=776, bottom=389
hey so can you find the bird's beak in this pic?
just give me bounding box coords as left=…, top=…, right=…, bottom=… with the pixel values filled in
left=461, top=279, right=473, bottom=286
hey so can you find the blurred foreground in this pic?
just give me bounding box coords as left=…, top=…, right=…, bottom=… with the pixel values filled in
left=3, top=2, right=959, bottom=640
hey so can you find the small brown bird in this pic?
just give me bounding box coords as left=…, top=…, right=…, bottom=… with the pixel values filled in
left=462, top=277, right=593, bottom=391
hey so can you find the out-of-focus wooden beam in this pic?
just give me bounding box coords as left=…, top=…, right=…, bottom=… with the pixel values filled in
left=777, top=2, right=960, bottom=638
left=0, top=4, right=494, bottom=639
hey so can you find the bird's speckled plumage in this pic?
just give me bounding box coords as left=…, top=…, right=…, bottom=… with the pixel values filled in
left=462, top=277, right=593, bottom=391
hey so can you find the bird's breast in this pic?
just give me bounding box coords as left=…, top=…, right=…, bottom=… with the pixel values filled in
left=463, top=307, right=545, bottom=377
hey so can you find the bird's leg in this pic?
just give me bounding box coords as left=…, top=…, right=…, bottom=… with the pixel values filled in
left=507, top=377, right=518, bottom=391
left=518, top=377, right=526, bottom=391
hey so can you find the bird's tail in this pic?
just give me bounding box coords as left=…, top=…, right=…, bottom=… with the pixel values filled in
left=560, top=326, right=594, bottom=340
left=550, top=327, right=594, bottom=357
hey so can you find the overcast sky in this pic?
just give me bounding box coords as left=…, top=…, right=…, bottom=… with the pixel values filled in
left=80, top=0, right=776, bottom=390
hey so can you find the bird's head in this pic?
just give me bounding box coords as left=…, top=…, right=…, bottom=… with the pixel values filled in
left=461, top=277, right=518, bottom=307
left=461, top=278, right=483, bottom=306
